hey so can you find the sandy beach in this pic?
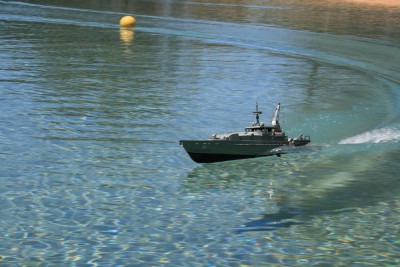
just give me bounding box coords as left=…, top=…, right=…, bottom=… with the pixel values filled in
left=343, top=0, right=400, bottom=7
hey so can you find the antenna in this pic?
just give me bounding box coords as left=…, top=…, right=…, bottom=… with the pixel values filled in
left=253, top=101, right=262, bottom=125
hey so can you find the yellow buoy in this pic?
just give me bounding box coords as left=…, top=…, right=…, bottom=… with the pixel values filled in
left=120, top=16, right=136, bottom=27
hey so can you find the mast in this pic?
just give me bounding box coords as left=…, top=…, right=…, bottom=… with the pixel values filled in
left=253, top=101, right=262, bottom=125
left=271, top=103, right=281, bottom=130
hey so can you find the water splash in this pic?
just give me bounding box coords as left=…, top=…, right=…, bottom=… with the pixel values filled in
left=339, top=127, right=400, bottom=144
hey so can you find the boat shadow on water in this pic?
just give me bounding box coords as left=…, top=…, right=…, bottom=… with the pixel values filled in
left=236, top=147, right=400, bottom=233
left=183, top=146, right=400, bottom=233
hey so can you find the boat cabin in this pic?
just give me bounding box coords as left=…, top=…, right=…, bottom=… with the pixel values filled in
left=245, top=125, right=283, bottom=135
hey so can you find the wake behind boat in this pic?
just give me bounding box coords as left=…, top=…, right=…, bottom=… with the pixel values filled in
left=180, top=103, right=310, bottom=163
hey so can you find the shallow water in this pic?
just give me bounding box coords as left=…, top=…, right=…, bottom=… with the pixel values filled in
left=1, top=0, right=400, bottom=266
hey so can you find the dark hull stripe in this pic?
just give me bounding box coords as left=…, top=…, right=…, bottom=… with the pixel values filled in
left=187, top=152, right=276, bottom=163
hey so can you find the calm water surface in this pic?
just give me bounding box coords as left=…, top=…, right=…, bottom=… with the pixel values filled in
left=1, top=0, right=400, bottom=266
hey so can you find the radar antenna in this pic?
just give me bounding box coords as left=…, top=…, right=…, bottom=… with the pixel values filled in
left=253, top=101, right=262, bottom=125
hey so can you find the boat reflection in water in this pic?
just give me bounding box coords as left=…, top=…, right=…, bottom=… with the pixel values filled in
left=180, top=103, right=310, bottom=163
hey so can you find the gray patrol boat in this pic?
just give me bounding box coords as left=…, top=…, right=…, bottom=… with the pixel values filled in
left=180, top=103, right=310, bottom=163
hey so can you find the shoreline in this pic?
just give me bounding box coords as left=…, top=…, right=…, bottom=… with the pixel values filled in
left=342, top=0, right=400, bottom=7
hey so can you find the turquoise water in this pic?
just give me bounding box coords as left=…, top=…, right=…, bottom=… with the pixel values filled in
left=1, top=0, right=400, bottom=266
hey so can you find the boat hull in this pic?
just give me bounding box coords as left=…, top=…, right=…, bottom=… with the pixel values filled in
left=186, top=152, right=259, bottom=163
left=179, top=140, right=290, bottom=163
